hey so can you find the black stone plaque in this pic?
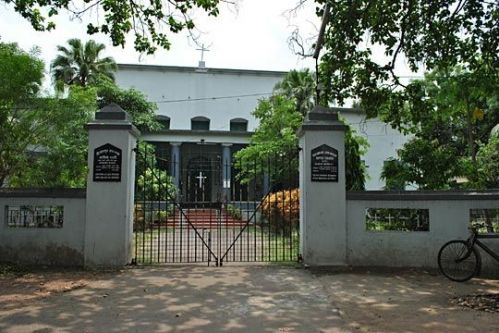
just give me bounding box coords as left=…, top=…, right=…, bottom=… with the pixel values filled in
left=311, top=144, right=338, bottom=182
left=93, top=144, right=122, bottom=182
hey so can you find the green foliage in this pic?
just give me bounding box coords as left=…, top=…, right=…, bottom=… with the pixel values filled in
left=13, top=82, right=161, bottom=188
left=0, top=40, right=160, bottom=187
left=273, top=69, right=315, bottom=117
left=9, top=87, right=96, bottom=188
left=239, top=95, right=303, bottom=158
left=317, top=1, right=498, bottom=109
left=0, top=42, right=44, bottom=103
left=380, top=66, right=499, bottom=189
left=3, top=0, right=223, bottom=54
left=135, top=142, right=176, bottom=201
left=51, top=38, right=117, bottom=91
left=234, top=95, right=302, bottom=183
left=382, top=139, right=460, bottom=190
left=474, top=136, right=499, bottom=189
left=0, top=42, right=65, bottom=186
left=236, top=70, right=368, bottom=190
left=344, top=124, right=368, bottom=190
left=225, top=204, right=242, bottom=220
left=96, top=81, right=160, bottom=132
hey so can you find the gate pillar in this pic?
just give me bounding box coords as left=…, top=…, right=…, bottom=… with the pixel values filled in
left=84, top=104, right=140, bottom=267
left=297, top=106, right=347, bottom=266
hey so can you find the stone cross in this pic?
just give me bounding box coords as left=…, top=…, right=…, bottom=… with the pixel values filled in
left=196, top=44, right=210, bottom=62
left=196, top=171, right=207, bottom=188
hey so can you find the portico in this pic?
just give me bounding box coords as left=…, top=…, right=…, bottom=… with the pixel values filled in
left=143, top=130, right=252, bottom=203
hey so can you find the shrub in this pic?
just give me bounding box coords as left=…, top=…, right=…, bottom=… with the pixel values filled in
left=261, top=188, right=299, bottom=227
left=226, top=204, right=242, bottom=220
left=133, top=204, right=172, bottom=231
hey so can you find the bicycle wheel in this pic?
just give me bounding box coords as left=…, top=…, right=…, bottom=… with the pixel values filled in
left=438, top=240, right=481, bottom=282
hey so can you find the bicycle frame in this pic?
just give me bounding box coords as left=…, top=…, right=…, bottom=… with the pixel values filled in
left=456, top=231, right=499, bottom=264
left=475, top=234, right=499, bottom=262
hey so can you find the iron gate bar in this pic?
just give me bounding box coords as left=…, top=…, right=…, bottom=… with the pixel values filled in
left=219, top=184, right=273, bottom=264
left=134, top=147, right=219, bottom=265
left=133, top=144, right=299, bottom=266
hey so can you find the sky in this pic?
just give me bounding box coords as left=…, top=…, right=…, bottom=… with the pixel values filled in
left=0, top=1, right=318, bottom=72
left=0, top=0, right=420, bottom=91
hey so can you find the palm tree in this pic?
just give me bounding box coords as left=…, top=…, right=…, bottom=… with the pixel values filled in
left=51, top=39, right=117, bottom=91
left=273, top=69, right=315, bottom=116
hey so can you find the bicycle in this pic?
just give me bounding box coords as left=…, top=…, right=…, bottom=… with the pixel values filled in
left=438, top=223, right=499, bottom=282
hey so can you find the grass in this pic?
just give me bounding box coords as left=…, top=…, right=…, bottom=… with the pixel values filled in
left=133, top=225, right=300, bottom=264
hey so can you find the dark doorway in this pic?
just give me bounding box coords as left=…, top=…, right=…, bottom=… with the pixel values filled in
left=186, top=156, right=213, bottom=202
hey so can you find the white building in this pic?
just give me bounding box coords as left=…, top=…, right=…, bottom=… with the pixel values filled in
left=115, top=63, right=409, bottom=196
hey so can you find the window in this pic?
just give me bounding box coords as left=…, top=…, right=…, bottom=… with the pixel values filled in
left=230, top=118, right=248, bottom=132
left=156, top=115, right=170, bottom=130
left=365, top=208, right=429, bottom=232
left=6, top=205, right=64, bottom=228
left=470, top=209, right=499, bottom=234
left=191, top=116, right=210, bottom=130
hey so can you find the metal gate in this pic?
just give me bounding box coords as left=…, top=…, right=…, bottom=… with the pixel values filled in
left=132, top=143, right=299, bottom=266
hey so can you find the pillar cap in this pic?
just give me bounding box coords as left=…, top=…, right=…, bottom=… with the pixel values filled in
left=86, top=103, right=140, bottom=137
left=297, top=105, right=348, bottom=137
left=95, top=103, right=129, bottom=121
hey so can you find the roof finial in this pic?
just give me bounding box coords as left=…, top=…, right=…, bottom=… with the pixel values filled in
left=196, top=44, right=210, bottom=69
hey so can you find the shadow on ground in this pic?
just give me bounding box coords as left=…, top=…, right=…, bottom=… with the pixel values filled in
left=314, top=268, right=499, bottom=333
left=0, top=265, right=345, bottom=333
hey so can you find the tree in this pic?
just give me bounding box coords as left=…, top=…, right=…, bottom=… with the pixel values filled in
left=0, top=39, right=162, bottom=187
left=51, top=39, right=117, bottom=91
left=273, top=69, right=315, bottom=116
left=234, top=95, right=301, bottom=185
left=2, top=0, right=230, bottom=54
left=316, top=1, right=498, bottom=111
left=8, top=87, right=96, bottom=188
left=135, top=142, right=176, bottom=201
left=0, top=42, right=50, bottom=186
left=475, top=136, right=499, bottom=189
left=236, top=70, right=368, bottom=190
left=0, top=42, right=96, bottom=188
left=380, top=66, right=499, bottom=189
left=96, top=81, right=160, bottom=132
left=8, top=81, right=162, bottom=188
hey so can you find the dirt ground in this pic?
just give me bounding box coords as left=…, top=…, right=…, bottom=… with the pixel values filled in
left=0, top=265, right=497, bottom=333
left=313, top=268, right=499, bottom=332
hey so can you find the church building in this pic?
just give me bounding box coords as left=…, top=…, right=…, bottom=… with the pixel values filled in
left=115, top=62, right=408, bottom=198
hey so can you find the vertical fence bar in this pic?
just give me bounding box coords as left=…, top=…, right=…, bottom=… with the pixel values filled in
left=253, top=158, right=257, bottom=261
left=141, top=146, right=147, bottom=263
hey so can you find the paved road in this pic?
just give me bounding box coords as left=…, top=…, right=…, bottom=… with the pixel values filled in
left=0, top=266, right=346, bottom=333
left=1, top=266, right=498, bottom=333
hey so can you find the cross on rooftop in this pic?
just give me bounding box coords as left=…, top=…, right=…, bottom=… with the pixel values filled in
left=196, top=44, right=210, bottom=62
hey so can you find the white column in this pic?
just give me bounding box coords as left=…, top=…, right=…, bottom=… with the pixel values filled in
left=84, top=103, right=139, bottom=268
left=170, top=142, right=181, bottom=189
left=297, top=106, right=347, bottom=266
left=222, top=143, right=232, bottom=202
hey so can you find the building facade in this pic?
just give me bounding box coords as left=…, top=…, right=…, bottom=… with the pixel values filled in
left=116, top=63, right=409, bottom=199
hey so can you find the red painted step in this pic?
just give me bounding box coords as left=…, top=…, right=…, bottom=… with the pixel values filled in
left=143, top=208, right=249, bottom=229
